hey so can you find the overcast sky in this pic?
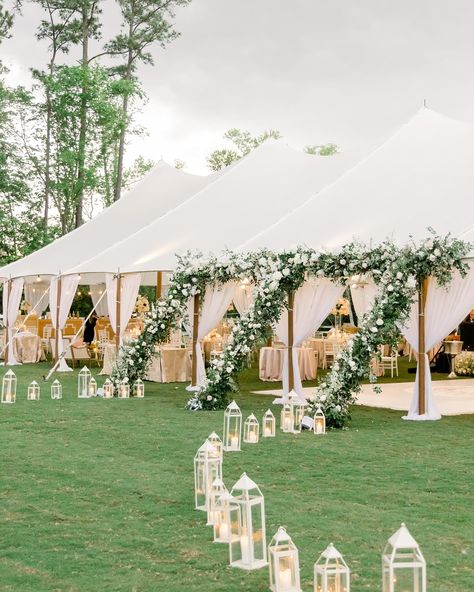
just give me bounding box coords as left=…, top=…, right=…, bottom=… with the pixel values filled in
left=4, top=0, right=474, bottom=173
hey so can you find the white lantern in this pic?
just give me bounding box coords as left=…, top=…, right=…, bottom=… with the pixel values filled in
left=229, top=472, right=267, bottom=570
left=269, top=527, right=302, bottom=592
left=207, top=477, right=228, bottom=526
left=262, top=409, right=276, bottom=437
left=78, top=366, right=91, bottom=398
left=288, top=390, right=307, bottom=433
left=223, top=400, right=242, bottom=451
left=243, top=414, right=260, bottom=443
left=1, top=369, right=17, bottom=404
left=207, top=431, right=223, bottom=460
left=314, top=408, right=326, bottom=435
left=281, top=404, right=293, bottom=433
left=382, top=523, right=426, bottom=592
left=194, top=441, right=222, bottom=511
left=213, top=491, right=235, bottom=544
left=314, top=543, right=350, bottom=592
left=51, top=379, right=62, bottom=400
left=118, top=379, right=130, bottom=398
left=88, top=376, right=97, bottom=397
left=134, top=378, right=145, bottom=398
left=103, top=378, right=114, bottom=398
left=27, top=380, right=40, bottom=401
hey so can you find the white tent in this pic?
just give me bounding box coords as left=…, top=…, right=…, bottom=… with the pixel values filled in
left=0, top=161, right=215, bottom=284
left=65, top=141, right=357, bottom=278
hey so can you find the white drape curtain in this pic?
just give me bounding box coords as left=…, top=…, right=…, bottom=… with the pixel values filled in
left=49, top=274, right=80, bottom=371
left=402, top=266, right=474, bottom=420
left=233, top=284, right=254, bottom=316
left=90, top=283, right=108, bottom=317
left=105, top=273, right=141, bottom=345
left=24, top=281, right=50, bottom=317
left=2, top=278, right=24, bottom=365
left=186, top=282, right=236, bottom=391
left=275, top=278, right=346, bottom=394
left=350, top=276, right=379, bottom=324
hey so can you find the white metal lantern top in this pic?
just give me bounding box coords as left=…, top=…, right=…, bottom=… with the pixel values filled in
left=315, top=542, right=350, bottom=572
left=195, top=440, right=218, bottom=459
left=79, top=366, right=91, bottom=378
left=264, top=409, right=275, bottom=419
left=207, top=432, right=223, bottom=457
left=225, top=399, right=242, bottom=416
left=383, top=523, right=426, bottom=565
left=231, top=472, right=263, bottom=500
left=245, top=414, right=259, bottom=427
left=269, top=526, right=297, bottom=551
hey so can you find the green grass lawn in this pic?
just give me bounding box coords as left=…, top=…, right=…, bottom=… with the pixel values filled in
left=1, top=361, right=473, bottom=591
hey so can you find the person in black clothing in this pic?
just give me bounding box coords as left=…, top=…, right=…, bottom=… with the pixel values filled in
left=84, top=313, right=98, bottom=344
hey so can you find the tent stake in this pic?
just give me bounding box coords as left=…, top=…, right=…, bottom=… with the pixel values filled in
left=288, top=290, right=295, bottom=392
left=191, top=293, right=200, bottom=387
left=418, top=277, right=429, bottom=415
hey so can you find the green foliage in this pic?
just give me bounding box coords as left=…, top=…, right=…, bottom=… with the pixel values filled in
left=207, top=128, right=281, bottom=171
left=304, top=142, right=339, bottom=156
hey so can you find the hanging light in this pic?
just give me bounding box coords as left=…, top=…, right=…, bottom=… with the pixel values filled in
left=133, top=378, right=145, bottom=398
left=207, top=477, right=228, bottom=526
left=51, top=379, right=62, bottom=399
left=382, top=523, right=426, bottom=592
left=314, top=543, right=350, bottom=592
left=213, top=491, right=235, bottom=544
left=243, top=414, right=260, bottom=443
left=118, top=379, right=130, bottom=398
left=1, top=370, right=17, bottom=404
left=103, top=378, right=114, bottom=398
left=78, top=366, right=91, bottom=398
left=207, top=431, right=223, bottom=460
left=88, top=376, right=97, bottom=397
left=268, top=527, right=302, bottom=592
left=229, top=472, right=267, bottom=570
left=223, top=400, right=242, bottom=451
left=262, top=409, right=276, bottom=437
left=314, top=407, right=326, bottom=435
left=27, top=380, right=40, bottom=401
left=194, top=441, right=222, bottom=512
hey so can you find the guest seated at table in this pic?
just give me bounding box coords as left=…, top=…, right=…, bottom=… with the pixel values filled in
left=84, top=313, right=98, bottom=345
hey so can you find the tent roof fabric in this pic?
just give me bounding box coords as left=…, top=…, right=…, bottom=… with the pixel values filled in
left=241, top=108, right=474, bottom=252
left=0, top=162, right=214, bottom=282
left=65, top=141, right=356, bottom=276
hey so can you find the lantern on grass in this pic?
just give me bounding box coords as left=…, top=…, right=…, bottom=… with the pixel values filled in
left=262, top=409, right=276, bottom=437
left=1, top=369, right=17, bottom=404
left=51, top=379, right=62, bottom=400
left=194, top=441, right=222, bottom=511
left=229, top=472, right=267, bottom=570
left=134, top=378, right=145, bottom=398
left=314, top=408, right=326, bottom=435
left=207, top=477, right=228, bottom=525
left=314, top=543, right=350, bottom=592
left=103, top=378, right=114, bottom=398
left=243, top=414, right=260, bottom=443
left=281, top=404, right=293, bottom=433
left=78, top=366, right=91, bottom=398
left=213, top=491, right=235, bottom=544
left=288, top=390, right=307, bottom=433
left=27, top=380, right=40, bottom=401
left=382, top=523, right=426, bottom=592
left=118, top=379, right=130, bottom=398
left=223, top=400, right=242, bottom=451
left=88, top=376, right=97, bottom=397
left=207, top=432, right=223, bottom=459
left=269, top=527, right=302, bottom=592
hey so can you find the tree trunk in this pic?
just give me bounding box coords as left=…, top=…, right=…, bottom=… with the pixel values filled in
left=75, top=9, right=89, bottom=228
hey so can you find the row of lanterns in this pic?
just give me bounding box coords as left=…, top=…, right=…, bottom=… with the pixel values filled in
left=0, top=368, right=144, bottom=403
left=195, top=402, right=427, bottom=592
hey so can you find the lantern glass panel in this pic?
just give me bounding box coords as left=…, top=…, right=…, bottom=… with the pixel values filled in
left=78, top=366, right=91, bottom=398
left=194, top=442, right=222, bottom=511
left=119, top=380, right=130, bottom=398
left=229, top=503, right=243, bottom=560
left=207, top=478, right=227, bottom=526
left=243, top=415, right=259, bottom=443
left=281, top=404, right=293, bottom=432
left=88, top=377, right=97, bottom=397
left=134, top=379, right=145, bottom=398
left=223, top=400, right=242, bottom=451
left=213, top=492, right=235, bottom=544
left=2, top=369, right=17, bottom=403
left=27, top=381, right=40, bottom=401
left=263, top=410, right=276, bottom=437
left=103, top=379, right=114, bottom=398
left=51, top=380, right=62, bottom=399
left=269, top=528, right=301, bottom=592
left=207, top=432, right=223, bottom=459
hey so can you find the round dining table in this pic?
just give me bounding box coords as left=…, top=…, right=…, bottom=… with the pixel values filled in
left=259, top=346, right=316, bottom=381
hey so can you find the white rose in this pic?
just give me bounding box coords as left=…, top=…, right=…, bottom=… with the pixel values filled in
left=376, top=318, right=383, bottom=326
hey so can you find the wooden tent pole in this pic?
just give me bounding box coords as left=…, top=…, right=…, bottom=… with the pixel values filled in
left=288, top=290, right=295, bottom=392
left=115, top=273, right=122, bottom=354
left=54, top=276, right=62, bottom=364
left=155, top=271, right=163, bottom=301
left=418, top=277, right=429, bottom=416
left=191, top=293, right=200, bottom=387
left=4, top=280, right=11, bottom=366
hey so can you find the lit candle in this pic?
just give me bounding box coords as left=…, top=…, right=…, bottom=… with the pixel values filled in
left=230, top=435, right=239, bottom=448
left=248, top=432, right=258, bottom=443
left=284, top=417, right=291, bottom=431
left=279, top=567, right=292, bottom=589
left=264, top=427, right=271, bottom=436
left=240, top=534, right=250, bottom=564
left=219, top=521, right=229, bottom=541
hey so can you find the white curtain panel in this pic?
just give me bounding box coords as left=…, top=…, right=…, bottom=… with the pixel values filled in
left=49, top=274, right=80, bottom=371
left=276, top=278, right=346, bottom=394
left=24, top=281, right=50, bottom=317
left=350, top=277, right=379, bottom=324
left=2, top=278, right=24, bottom=365
left=90, top=283, right=108, bottom=317
left=402, top=266, right=474, bottom=420
left=186, top=282, right=236, bottom=391
left=106, top=273, right=141, bottom=345
left=233, top=283, right=254, bottom=315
